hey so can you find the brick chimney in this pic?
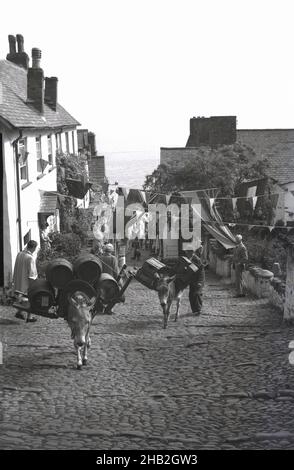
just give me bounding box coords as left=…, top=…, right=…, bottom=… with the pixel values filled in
left=45, top=77, right=58, bottom=111
left=27, top=48, right=44, bottom=113
left=6, top=34, right=29, bottom=69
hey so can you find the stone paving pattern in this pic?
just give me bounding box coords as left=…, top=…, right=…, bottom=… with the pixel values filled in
left=1, top=270, right=294, bottom=450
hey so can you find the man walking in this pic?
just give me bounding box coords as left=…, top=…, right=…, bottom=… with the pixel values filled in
left=189, top=245, right=205, bottom=315
left=100, top=243, right=119, bottom=279
left=99, top=243, right=122, bottom=315
left=13, top=240, right=38, bottom=322
left=232, top=234, right=248, bottom=297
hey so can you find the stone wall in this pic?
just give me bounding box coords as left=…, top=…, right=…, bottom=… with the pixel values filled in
left=208, top=240, right=285, bottom=313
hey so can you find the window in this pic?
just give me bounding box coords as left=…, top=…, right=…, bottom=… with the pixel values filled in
left=18, top=138, right=29, bottom=182
left=36, top=136, right=42, bottom=173
left=47, top=135, right=53, bottom=165
left=72, top=131, right=75, bottom=154
left=55, top=132, right=62, bottom=155
left=65, top=132, right=70, bottom=153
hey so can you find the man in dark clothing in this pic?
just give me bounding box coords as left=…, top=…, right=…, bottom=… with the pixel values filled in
left=99, top=243, right=119, bottom=279
left=232, top=234, right=248, bottom=297
left=131, top=237, right=141, bottom=261
left=189, top=246, right=205, bottom=315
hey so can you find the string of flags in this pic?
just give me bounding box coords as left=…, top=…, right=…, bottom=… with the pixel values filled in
left=110, top=185, right=286, bottom=205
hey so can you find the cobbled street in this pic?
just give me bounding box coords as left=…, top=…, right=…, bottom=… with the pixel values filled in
left=1, top=271, right=294, bottom=450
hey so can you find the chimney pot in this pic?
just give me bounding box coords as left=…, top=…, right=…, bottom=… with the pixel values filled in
left=16, top=34, right=24, bottom=53
left=45, top=77, right=58, bottom=111
left=32, top=48, right=42, bottom=68
left=27, top=50, right=44, bottom=113
left=6, top=34, right=29, bottom=69
left=8, top=35, right=16, bottom=54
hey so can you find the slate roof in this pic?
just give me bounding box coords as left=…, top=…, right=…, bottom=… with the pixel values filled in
left=237, top=129, right=294, bottom=185
left=0, top=60, right=80, bottom=129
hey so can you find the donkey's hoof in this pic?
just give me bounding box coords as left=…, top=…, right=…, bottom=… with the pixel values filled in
left=77, top=364, right=82, bottom=370
left=82, top=359, right=87, bottom=366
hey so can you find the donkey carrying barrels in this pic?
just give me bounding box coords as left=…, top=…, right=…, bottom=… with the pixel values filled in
left=65, top=291, right=97, bottom=370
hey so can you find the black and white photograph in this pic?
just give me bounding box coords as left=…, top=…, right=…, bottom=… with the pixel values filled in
left=1, top=0, right=294, bottom=460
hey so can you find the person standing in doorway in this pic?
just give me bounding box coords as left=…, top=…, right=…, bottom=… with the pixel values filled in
left=13, top=240, right=38, bottom=322
left=40, top=223, right=51, bottom=250
left=232, top=234, right=248, bottom=297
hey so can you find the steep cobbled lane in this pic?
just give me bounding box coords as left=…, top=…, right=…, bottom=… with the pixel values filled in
left=1, top=271, right=294, bottom=450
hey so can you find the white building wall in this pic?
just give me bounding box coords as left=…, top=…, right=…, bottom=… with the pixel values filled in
left=2, top=126, right=81, bottom=285
left=2, top=129, right=19, bottom=285
left=2, top=128, right=59, bottom=285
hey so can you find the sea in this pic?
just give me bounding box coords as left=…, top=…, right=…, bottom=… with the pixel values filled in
left=104, top=151, right=160, bottom=189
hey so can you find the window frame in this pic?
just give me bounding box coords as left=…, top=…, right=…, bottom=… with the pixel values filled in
left=72, top=131, right=75, bottom=154
left=18, top=137, right=29, bottom=183
left=36, top=136, right=43, bottom=173
left=47, top=134, right=53, bottom=166
left=65, top=131, right=70, bottom=153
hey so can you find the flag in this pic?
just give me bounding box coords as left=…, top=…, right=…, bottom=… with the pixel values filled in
left=209, top=198, right=215, bottom=210
left=166, top=194, right=172, bottom=205
left=252, top=196, right=258, bottom=210
left=232, top=198, right=237, bottom=211
left=140, top=191, right=147, bottom=204
left=268, top=226, right=274, bottom=232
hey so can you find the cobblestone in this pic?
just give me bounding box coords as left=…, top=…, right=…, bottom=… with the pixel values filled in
left=1, top=271, right=294, bottom=449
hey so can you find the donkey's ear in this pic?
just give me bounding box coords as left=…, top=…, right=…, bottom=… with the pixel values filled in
left=88, top=296, right=96, bottom=307
left=69, top=295, right=79, bottom=308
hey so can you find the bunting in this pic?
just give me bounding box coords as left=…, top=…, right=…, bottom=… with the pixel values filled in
left=166, top=194, right=172, bottom=205
left=232, top=198, right=237, bottom=211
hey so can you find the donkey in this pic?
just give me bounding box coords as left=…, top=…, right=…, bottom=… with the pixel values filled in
left=154, top=273, right=186, bottom=329
left=66, top=291, right=97, bottom=370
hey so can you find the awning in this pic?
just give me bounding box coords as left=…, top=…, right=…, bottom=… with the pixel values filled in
left=180, top=190, right=237, bottom=249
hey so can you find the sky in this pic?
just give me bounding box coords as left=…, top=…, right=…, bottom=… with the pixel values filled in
left=1, top=0, right=294, bottom=160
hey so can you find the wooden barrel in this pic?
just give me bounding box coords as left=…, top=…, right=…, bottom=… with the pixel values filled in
left=97, top=273, right=120, bottom=303
left=28, top=279, right=55, bottom=313
left=135, top=257, right=168, bottom=290
left=174, top=256, right=198, bottom=284
left=74, top=254, right=102, bottom=283
left=45, top=258, right=74, bottom=289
